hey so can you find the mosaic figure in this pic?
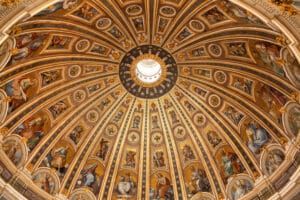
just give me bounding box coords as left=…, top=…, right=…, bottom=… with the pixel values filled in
left=255, top=42, right=285, bottom=77
left=116, top=173, right=137, bottom=196
left=186, top=165, right=211, bottom=197
left=153, top=151, right=166, bottom=168
left=245, top=121, right=269, bottom=154
left=182, top=144, right=195, bottom=161
left=13, top=33, right=45, bottom=61
left=227, top=42, right=248, bottom=57
left=2, top=137, right=24, bottom=167
left=132, top=115, right=141, bottom=129
left=230, top=179, right=253, bottom=200
left=73, top=4, right=99, bottom=21
left=287, top=105, right=300, bottom=136
left=42, top=142, right=74, bottom=179
left=223, top=105, right=243, bottom=125
left=124, top=150, right=136, bottom=168
left=108, top=27, right=124, bottom=40
left=150, top=173, right=174, bottom=200
left=203, top=7, right=227, bottom=24
left=207, top=130, right=222, bottom=147
left=222, top=0, right=262, bottom=24
left=33, top=170, right=58, bottom=195
left=15, top=114, right=48, bottom=151
left=216, top=148, right=245, bottom=183
left=281, top=49, right=300, bottom=88
left=37, top=0, right=76, bottom=15
left=255, top=83, right=287, bottom=123
left=5, top=76, right=36, bottom=113
left=76, top=162, right=103, bottom=195
left=48, top=36, right=71, bottom=49
left=41, top=70, right=62, bottom=87
left=232, top=78, right=252, bottom=95
left=96, top=138, right=109, bottom=161
left=69, top=125, right=84, bottom=144
left=176, top=28, right=192, bottom=41
left=265, top=149, right=285, bottom=174
left=152, top=116, right=160, bottom=129
left=49, top=100, right=69, bottom=119
left=169, top=110, right=180, bottom=124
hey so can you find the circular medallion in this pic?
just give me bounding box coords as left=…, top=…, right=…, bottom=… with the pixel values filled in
left=126, top=4, right=143, bottom=16
left=208, top=94, right=221, bottom=108
left=159, top=6, right=176, bottom=17
left=189, top=19, right=205, bottom=33
left=86, top=110, right=99, bottom=123
left=214, top=70, right=227, bottom=84
left=127, top=131, right=140, bottom=144
left=72, top=89, right=86, bottom=103
left=105, top=124, right=118, bottom=137
left=119, top=45, right=178, bottom=98
left=151, top=132, right=163, bottom=145
left=193, top=112, right=207, bottom=127
left=68, top=65, right=81, bottom=78
left=96, top=17, right=112, bottom=30
left=174, top=125, right=186, bottom=139
left=75, top=39, right=90, bottom=52
left=208, top=44, right=222, bottom=57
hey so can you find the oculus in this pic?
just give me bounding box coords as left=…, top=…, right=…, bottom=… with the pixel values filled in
left=119, top=45, right=178, bottom=98
left=135, top=58, right=162, bottom=84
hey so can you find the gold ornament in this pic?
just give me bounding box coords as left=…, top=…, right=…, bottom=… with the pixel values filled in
left=4, top=96, right=12, bottom=102
left=279, top=137, right=288, bottom=145
left=1, top=0, right=21, bottom=8
left=138, top=33, right=146, bottom=42
left=269, top=0, right=299, bottom=16
left=291, top=92, right=299, bottom=101
left=154, top=35, right=161, bottom=42
left=167, top=42, right=176, bottom=50
left=254, top=172, right=260, bottom=178
left=21, top=137, right=28, bottom=143
left=0, top=127, right=8, bottom=136
left=279, top=106, right=286, bottom=113
left=9, top=48, right=19, bottom=55
left=111, top=50, right=121, bottom=60
left=218, top=193, right=224, bottom=200
left=177, top=53, right=185, bottom=61
left=123, top=40, right=131, bottom=49
left=276, top=36, right=288, bottom=46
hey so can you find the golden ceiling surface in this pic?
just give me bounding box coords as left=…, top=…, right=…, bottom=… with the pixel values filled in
left=0, top=0, right=300, bottom=200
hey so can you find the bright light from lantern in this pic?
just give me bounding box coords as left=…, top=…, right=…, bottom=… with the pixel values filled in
left=135, top=59, right=162, bottom=83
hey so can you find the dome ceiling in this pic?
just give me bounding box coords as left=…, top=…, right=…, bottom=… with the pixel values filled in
left=0, top=0, right=300, bottom=200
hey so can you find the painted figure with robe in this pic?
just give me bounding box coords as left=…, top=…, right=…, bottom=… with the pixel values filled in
left=245, top=121, right=269, bottom=154
left=266, top=149, right=285, bottom=174
left=15, top=115, right=47, bottom=151
left=231, top=179, right=253, bottom=200
left=150, top=173, right=174, bottom=200
left=5, top=77, right=36, bottom=113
